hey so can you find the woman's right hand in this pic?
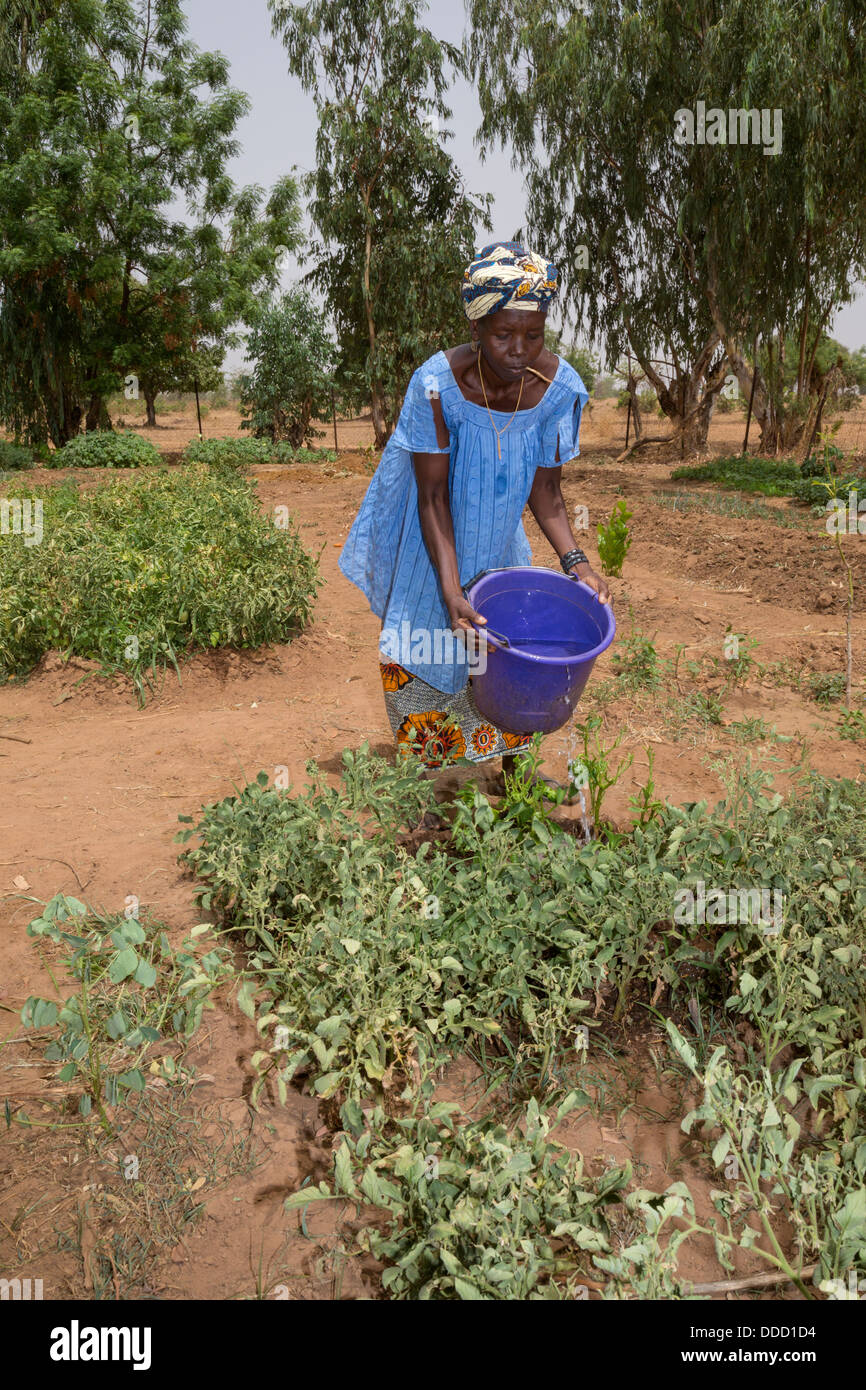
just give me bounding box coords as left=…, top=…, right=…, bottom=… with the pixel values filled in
left=444, top=591, right=487, bottom=635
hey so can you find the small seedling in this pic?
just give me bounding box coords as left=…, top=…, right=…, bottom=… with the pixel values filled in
left=597, top=498, right=633, bottom=577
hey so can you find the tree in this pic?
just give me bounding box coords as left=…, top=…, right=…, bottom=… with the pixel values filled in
left=544, top=327, right=597, bottom=395
left=0, top=0, right=302, bottom=445
left=121, top=284, right=221, bottom=426
left=269, top=0, right=491, bottom=448
left=468, top=0, right=866, bottom=455
left=238, top=290, right=335, bottom=447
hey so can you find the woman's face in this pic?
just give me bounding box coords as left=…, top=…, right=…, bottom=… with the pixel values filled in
left=473, top=308, right=547, bottom=383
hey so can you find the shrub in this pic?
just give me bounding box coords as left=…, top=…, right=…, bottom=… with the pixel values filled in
left=809, top=672, right=847, bottom=705
left=616, top=388, right=655, bottom=413
left=239, top=289, right=335, bottom=446
left=0, top=464, right=321, bottom=700
left=0, top=440, right=35, bottom=470
left=790, top=474, right=866, bottom=507
left=47, top=430, right=162, bottom=469
left=612, top=630, right=664, bottom=690
left=182, top=436, right=339, bottom=468
left=597, top=498, right=632, bottom=576
left=182, top=436, right=278, bottom=468
left=671, top=455, right=802, bottom=497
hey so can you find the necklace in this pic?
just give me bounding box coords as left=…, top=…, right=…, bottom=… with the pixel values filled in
left=478, top=354, right=524, bottom=460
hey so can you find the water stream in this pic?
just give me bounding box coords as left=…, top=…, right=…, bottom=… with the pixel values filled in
left=565, top=723, right=594, bottom=843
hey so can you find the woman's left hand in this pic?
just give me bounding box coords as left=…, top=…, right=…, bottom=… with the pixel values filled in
left=569, top=562, right=611, bottom=605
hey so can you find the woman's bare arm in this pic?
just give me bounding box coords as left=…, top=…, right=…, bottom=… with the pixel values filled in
left=412, top=453, right=486, bottom=631
left=528, top=464, right=611, bottom=603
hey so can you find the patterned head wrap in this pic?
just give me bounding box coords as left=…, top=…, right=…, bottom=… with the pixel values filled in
left=461, top=240, right=558, bottom=321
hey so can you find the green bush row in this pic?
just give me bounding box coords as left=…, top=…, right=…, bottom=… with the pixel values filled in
left=178, top=749, right=866, bottom=1298
left=0, top=463, right=321, bottom=700
left=45, top=430, right=162, bottom=469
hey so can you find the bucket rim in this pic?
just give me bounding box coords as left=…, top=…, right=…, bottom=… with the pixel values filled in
left=466, top=566, right=616, bottom=667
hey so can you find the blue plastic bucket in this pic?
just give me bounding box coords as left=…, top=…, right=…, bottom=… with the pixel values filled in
left=465, top=567, right=616, bottom=735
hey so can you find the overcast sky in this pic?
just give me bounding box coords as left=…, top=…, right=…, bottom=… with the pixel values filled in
left=181, top=0, right=866, bottom=373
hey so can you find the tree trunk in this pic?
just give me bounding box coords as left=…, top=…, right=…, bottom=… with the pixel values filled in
left=675, top=393, right=716, bottom=455
left=625, top=372, right=643, bottom=442
left=85, top=394, right=111, bottom=432
left=143, top=390, right=157, bottom=427
left=287, top=400, right=313, bottom=449
left=360, top=198, right=390, bottom=450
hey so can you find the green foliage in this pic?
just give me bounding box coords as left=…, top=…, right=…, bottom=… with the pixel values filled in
left=19, top=894, right=232, bottom=1134
left=544, top=329, right=597, bottom=394
left=182, top=436, right=278, bottom=469
left=683, top=691, right=725, bottom=727
left=186, top=748, right=866, bottom=1298
left=728, top=716, right=778, bottom=745
left=715, top=631, right=760, bottom=691
left=652, top=490, right=808, bottom=529
left=838, top=708, right=866, bottom=743
left=287, top=1095, right=635, bottom=1299
left=0, top=439, right=35, bottom=470
left=468, top=0, right=866, bottom=453
left=489, top=735, right=565, bottom=834
left=670, top=1027, right=866, bottom=1291
left=0, top=0, right=301, bottom=445
left=270, top=0, right=491, bottom=444
left=792, top=474, right=866, bottom=508
left=612, top=630, right=663, bottom=691
left=675, top=449, right=866, bottom=510
left=809, top=672, right=847, bottom=706
left=567, top=714, right=633, bottom=835
left=181, top=436, right=339, bottom=468
left=47, top=430, right=161, bottom=470
left=239, top=289, right=335, bottom=447
left=178, top=750, right=607, bottom=1113
left=616, top=389, right=655, bottom=414
left=0, top=464, right=321, bottom=700
left=801, top=438, right=847, bottom=480
left=627, top=746, right=664, bottom=828
left=597, top=498, right=632, bottom=577
left=671, top=455, right=802, bottom=497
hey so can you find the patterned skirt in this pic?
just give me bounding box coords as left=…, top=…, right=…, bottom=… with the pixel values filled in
left=380, top=661, right=534, bottom=768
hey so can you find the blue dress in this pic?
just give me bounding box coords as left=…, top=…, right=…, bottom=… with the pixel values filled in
left=339, top=350, right=589, bottom=696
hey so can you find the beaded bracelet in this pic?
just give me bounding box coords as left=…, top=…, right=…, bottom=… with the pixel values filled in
left=560, top=548, right=589, bottom=573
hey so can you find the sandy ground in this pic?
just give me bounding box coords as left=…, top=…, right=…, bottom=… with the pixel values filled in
left=1, top=399, right=864, bottom=1300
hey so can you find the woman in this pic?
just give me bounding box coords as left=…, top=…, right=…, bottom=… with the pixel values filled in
left=339, top=240, right=611, bottom=773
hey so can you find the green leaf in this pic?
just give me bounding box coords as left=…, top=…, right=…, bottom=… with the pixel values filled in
left=313, top=1071, right=342, bottom=1097
left=285, top=1183, right=334, bottom=1210
left=360, top=1166, right=386, bottom=1205
left=334, top=1141, right=357, bottom=1197
left=117, top=1069, right=146, bottom=1092
left=108, top=947, right=139, bottom=983
left=712, top=1133, right=731, bottom=1167
left=236, top=979, right=257, bottom=1020
left=133, top=959, right=157, bottom=988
